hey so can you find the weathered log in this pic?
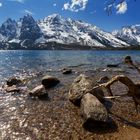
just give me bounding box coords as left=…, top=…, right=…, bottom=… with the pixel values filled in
left=100, top=75, right=140, bottom=113
left=81, top=93, right=108, bottom=124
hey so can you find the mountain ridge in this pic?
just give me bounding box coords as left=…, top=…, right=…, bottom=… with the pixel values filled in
left=0, top=14, right=139, bottom=50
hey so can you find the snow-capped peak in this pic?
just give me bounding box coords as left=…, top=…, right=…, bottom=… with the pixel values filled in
left=0, top=18, right=17, bottom=39
left=112, top=24, right=140, bottom=46
left=1, top=14, right=140, bottom=49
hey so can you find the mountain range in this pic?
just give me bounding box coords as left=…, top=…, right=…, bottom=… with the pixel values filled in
left=0, top=14, right=140, bottom=50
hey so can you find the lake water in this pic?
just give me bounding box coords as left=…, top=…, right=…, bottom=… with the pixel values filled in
left=0, top=50, right=140, bottom=139
left=1, top=50, right=140, bottom=82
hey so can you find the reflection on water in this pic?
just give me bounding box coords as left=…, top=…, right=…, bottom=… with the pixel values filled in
left=0, top=50, right=140, bottom=139
left=0, top=50, right=140, bottom=82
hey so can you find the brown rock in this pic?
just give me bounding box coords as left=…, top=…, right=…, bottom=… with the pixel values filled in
left=124, top=56, right=133, bottom=64
left=29, top=85, right=48, bottom=98
left=41, top=75, right=60, bottom=88
left=81, top=93, right=108, bottom=124
left=62, top=68, right=72, bottom=74
left=69, top=74, right=104, bottom=106
left=4, top=85, right=20, bottom=93
left=7, top=77, right=22, bottom=86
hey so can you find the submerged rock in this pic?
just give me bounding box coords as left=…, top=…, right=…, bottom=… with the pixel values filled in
left=29, top=85, right=48, bottom=98
left=107, top=64, right=119, bottom=68
left=41, top=75, right=60, bottom=88
left=62, top=68, right=72, bottom=74
left=7, top=77, right=22, bottom=86
left=81, top=93, right=108, bottom=124
left=69, top=74, right=104, bottom=106
left=97, top=76, right=109, bottom=84
left=124, top=56, right=133, bottom=64
left=4, top=85, right=20, bottom=93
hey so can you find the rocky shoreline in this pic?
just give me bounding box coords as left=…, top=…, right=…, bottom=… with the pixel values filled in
left=0, top=57, right=140, bottom=140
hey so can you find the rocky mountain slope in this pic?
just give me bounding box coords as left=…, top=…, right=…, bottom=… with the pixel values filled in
left=112, top=25, right=140, bottom=46
left=0, top=14, right=139, bottom=49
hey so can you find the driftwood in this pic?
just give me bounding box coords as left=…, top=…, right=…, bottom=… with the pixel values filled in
left=95, top=75, right=140, bottom=113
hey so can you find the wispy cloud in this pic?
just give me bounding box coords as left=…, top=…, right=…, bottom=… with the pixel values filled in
left=0, top=2, right=2, bottom=7
left=8, top=0, right=25, bottom=4
left=116, top=1, right=127, bottom=14
left=90, top=10, right=96, bottom=15
left=23, top=9, right=34, bottom=15
left=53, top=3, right=56, bottom=7
left=63, top=0, right=88, bottom=12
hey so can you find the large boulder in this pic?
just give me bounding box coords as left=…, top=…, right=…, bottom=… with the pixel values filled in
left=69, top=74, right=104, bottom=106
left=81, top=93, right=108, bottom=124
left=41, top=75, right=60, bottom=88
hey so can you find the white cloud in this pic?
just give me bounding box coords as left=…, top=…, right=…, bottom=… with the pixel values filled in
left=23, top=9, right=34, bottom=15
left=90, top=10, right=96, bottom=14
left=116, top=1, right=127, bottom=14
left=0, top=2, right=2, bottom=7
left=53, top=3, right=56, bottom=7
left=63, top=3, right=69, bottom=10
left=8, top=0, right=25, bottom=3
left=63, top=0, right=88, bottom=12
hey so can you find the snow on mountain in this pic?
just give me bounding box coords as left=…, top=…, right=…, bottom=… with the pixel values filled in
left=38, top=14, right=103, bottom=47
left=19, top=15, right=42, bottom=41
left=112, top=24, right=140, bottom=46
left=0, top=33, right=5, bottom=41
left=0, top=18, right=17, bottom=40
left=38, top=14, right=128, bottom=48
left=0, top=14, right=139, bottom=49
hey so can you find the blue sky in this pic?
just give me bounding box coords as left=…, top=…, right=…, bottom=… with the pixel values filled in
left=0, top=0, right=139, bottom=31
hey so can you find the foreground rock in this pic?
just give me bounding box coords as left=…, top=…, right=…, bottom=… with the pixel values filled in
left=42, top=75, right=60, bottom=88
left=81, top=93, right=108, bottom=124
left=29, top=85, right=48, bottom=98
left=69, top=74, right=104, bottom=106
left=7, top=77, right=22, bottom=86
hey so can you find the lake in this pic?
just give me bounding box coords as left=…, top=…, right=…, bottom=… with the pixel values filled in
left=1, top=50, right=140, bottom=82
left=0, top=50, right=140, bottom=139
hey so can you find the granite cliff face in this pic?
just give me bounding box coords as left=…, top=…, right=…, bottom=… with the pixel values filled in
left=19, top=15, right=42, bottom=41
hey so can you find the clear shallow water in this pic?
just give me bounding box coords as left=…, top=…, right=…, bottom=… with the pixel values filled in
left=0, top=50, right=140, bottom=139
left=1, top=50, right=140, bottom=82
